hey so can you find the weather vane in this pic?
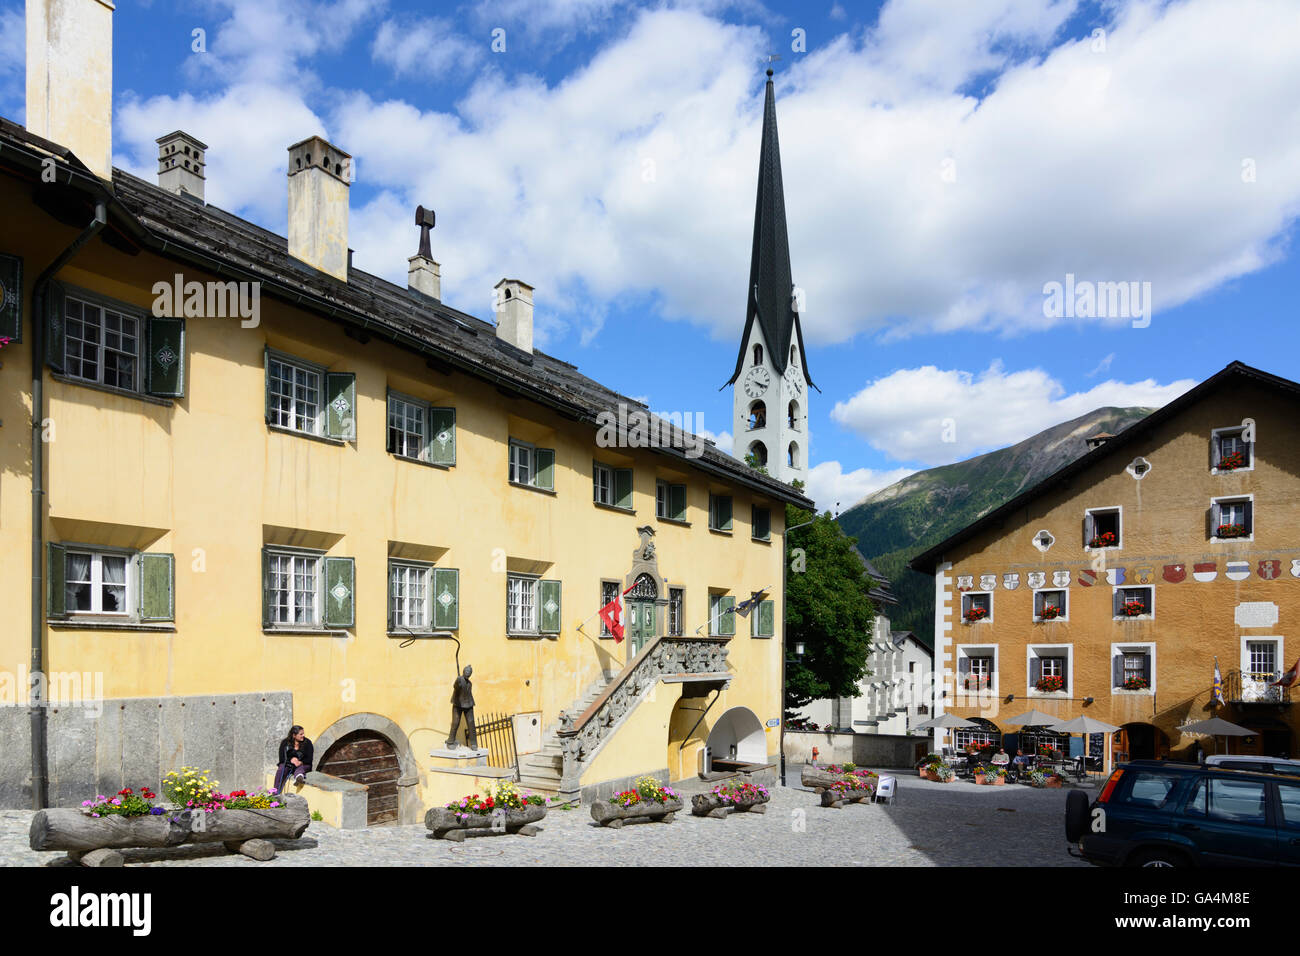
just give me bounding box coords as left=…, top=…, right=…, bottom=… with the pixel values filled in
left=766, top=52, right=781, bottom=76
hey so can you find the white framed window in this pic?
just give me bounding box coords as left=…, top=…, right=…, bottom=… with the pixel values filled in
left=65, top=295, right=141, bottom=390
left=1113, top=585, right=1154, bottom=620
left=1212, top=425, right=1254, bottom=473
left=1028, top=644, right=1073, bottom=696
left=593, top=461, right=612, bottom=505
left=1084, top=506, right=1121, bottom=550
left=1111, top=642, right=1156, bottom=693
left=1033, top=589, right=1068, bottom=622
left=508, top=574, right=539, bottom=633
left=509, top=439, right=555, bottom=491
left=267, top=354, right=324, bottom=435
left=388, top=395, right=426, bottom=460
left=510, top=440, right=534, bottom=485
left=389, top=561, right=431, bottom=630
left=1241, top=637, right=1283, bottom=703
left=962, top=591, right=992, bottom=624
left=1210, top=495, right=1253, bottom=541
left=266, top=549, right=322, bottom=626
left=64, top=548, right=133, bottom=615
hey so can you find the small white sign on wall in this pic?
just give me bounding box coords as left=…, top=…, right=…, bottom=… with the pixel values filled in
left=1235, top=602, right=1279, bottom=628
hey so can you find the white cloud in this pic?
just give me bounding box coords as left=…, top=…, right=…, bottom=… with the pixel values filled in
left=372, top=16, right=483, bottom=78
left=830, top=363, right=1197, bottom=466
left=806, top=460, right=915, bottom=513
left=695, top=428, right=734, bottom=455
left=1088, top=352, right=1115, bottom=377
left=111, top=0, right=1300, bottom=350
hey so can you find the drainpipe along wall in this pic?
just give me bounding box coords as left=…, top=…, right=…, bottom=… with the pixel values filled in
left=29, top=200, right=108, bottom=810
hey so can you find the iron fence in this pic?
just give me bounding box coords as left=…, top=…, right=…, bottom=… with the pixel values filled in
left=476, top=711, right=520, bottom=779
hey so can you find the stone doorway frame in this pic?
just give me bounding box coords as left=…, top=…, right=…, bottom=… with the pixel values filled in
left=314, top=713, right=423, bottom=825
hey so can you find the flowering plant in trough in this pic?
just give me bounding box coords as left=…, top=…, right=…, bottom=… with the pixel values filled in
left=1039, top=604, right=1062, bottom=620
left=80, top=787, right=162, bottom=818
left=610, top=775, right=678, bottom=807
left=1122, top=676, right=1150, bottom=690
left=1216, top=523, right=1247, bottom=538
left=1121, top=600, right=1147, bottom=617
left=1218, top=451, right=1246, bottom=470
left=963, top=606, right=989, bottom=623
left=446, top=779, right=548, bottom=821
left=1035, top=674, right=1065, bottom=692
left=710, top=781, right=770, bottom=804
left=1088, top=531, right=1117, bottom=548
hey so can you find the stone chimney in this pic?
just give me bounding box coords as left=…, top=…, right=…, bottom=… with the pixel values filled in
left=287, top=136, right=352, bottom=282
left=493, top=279, right=534, bottom=353
left=26, top=0, right=115, bottom=181
left=156, top=131, right=207, bottom=201
left=408, top=204, right=441, bottom=300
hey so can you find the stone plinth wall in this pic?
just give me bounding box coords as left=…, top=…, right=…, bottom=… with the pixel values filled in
left=783, top=730, right=929, bottom=768
left=0, top=691, right=292, bottom=808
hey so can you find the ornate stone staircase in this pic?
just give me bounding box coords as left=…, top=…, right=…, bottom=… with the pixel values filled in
left=517, top=673, right=616, bottom=795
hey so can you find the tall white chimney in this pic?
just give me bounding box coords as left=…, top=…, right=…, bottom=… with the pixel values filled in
left=287, top=136, right=352, bottom=282
left=157, top=131, right=207, bottom=200
left=494, top=279, right=534, bottom=353
left=26, top=0, right=115, bottom=181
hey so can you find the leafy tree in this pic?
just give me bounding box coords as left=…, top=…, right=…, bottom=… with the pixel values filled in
left=784, top=503, right=877, bottom=712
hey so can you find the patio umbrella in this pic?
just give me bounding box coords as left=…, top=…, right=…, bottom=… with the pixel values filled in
left=1178, top=716, right=1254, bottom=758
left=913, top=712, right=979, bottom=757
left=1000, top=710, right=1065, bottom=770
left=1055, top=715, right=1121, bottom=776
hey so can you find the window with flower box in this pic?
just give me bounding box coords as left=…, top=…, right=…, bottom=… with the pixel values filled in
left=1113, top=585, right=1154, bottom=620
left=1210, top=496, right=1252, bottom=541
left=1033, top=589, right=1068, bottom=622
left=1110, top=643, right=1155, bottom=692
left=1212, top=425, right=1253, bottom=473
left=962, top=592, right=992, bottom=624
left=1083, top=507, right=1121, bottom=550
left=1028, top=645, right=1072, bottom=695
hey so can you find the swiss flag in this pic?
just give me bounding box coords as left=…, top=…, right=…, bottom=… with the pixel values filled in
left=598, top=583, right=636, bottom=643
left=1273, top=659, right=1300, bottom=689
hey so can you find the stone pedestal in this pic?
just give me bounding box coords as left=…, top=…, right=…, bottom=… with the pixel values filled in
left=428, top=747, right=489, bottom=768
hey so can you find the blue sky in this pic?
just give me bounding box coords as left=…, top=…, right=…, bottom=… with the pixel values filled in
left=4, top=0, right=1298, bottom=512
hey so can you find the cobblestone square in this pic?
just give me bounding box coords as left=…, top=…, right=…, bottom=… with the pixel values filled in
left=1, top=769, right=1093, bottom=867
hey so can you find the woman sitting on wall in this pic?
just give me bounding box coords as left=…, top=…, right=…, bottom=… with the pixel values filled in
left=273, top=725, right=314, bottom=792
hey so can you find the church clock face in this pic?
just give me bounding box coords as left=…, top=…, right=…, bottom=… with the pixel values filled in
left=743, top=366, right=771, bottom=398
left=784, top=364, right=803, bottom=396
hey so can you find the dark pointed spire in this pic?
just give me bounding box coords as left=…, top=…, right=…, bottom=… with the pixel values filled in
left=726, top=68, right=813, bottom=388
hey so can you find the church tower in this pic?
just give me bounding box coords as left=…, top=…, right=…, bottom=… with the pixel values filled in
left=726, top=68, right=814, bottom=486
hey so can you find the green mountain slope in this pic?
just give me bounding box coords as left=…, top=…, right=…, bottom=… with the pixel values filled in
left=836, top=406, right=1157, bottom=648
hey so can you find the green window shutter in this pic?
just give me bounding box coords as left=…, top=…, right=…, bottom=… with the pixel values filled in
left=719, top=496, right=733, bottom=531
left=433, top=568, right=459, bottom=630
left=47, top=542, right=67, bottom=619
left=753, top=506, right=770, bottom=540
left=540, top=579, right=562, bottom=634
left=146, top=316, right=186, bottom=397
left=759, top=599, right=775, bottom=638
left=428, top=406, right=456, bottom=466
left=325, top=372, right=356, bottom=440
left=138, top=553, right=175, bottom=621
left=46, top=282, right=65, bottom=373
left=719, top=595, right=736, bottom=636
left=323, top=556, right=355, bottom=628
left=262, top=548, right=273, bottom=627
left=534, top=447, right=555, bottom=490
left=263, top=349, right=273, bottom=425
left=0, top=253, right=21, bottom=342
left=615, top=468, right=633, bottom=510
left=671, top=484, right=687, bottom=522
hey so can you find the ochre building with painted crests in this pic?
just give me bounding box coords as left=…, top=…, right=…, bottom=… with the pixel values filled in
left=0, top=0, right=809, bottom=823
left=912, top=363, right=1300, bottom=765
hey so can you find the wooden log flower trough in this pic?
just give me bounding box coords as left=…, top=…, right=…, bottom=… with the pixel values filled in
left=802, top=764, right=879, bottom=809
left=427, top=780, right=549, bottom=842
left=591, top=776, right=683, bottom=828
left=691, top=780, right=771, bottom=819
left=30, top=771, right=309, bottom=866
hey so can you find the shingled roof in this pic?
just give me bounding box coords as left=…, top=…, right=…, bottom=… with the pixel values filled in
left=0, top=116, right=813, bottom=508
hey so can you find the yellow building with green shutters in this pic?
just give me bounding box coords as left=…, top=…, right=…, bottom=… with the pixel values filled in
left=0, top=0, right=810, bottom=824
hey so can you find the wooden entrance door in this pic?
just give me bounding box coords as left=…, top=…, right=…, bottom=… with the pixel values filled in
left=318, top=730, right=401, bottom=826
left=627, top=601, right=655, bottom=659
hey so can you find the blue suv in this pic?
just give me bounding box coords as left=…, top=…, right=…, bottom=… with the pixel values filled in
left=1065, top=760, right=1300, bottom=866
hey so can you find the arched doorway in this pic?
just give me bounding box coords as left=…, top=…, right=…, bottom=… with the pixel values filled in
left=318, top=730, right=402, bottom=826
left=1115, top=723, right=1169, bottom=762
left=705, top=706, right=766, bottom=773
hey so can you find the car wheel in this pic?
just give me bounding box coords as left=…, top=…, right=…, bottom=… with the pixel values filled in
left=1064, top=789, right=1089, bottom=842
left=1131, top=848, right=1185, bottom=868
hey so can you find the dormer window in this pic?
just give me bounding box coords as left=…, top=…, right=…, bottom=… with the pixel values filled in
left=1212, top=426, right=1253, bottom=473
